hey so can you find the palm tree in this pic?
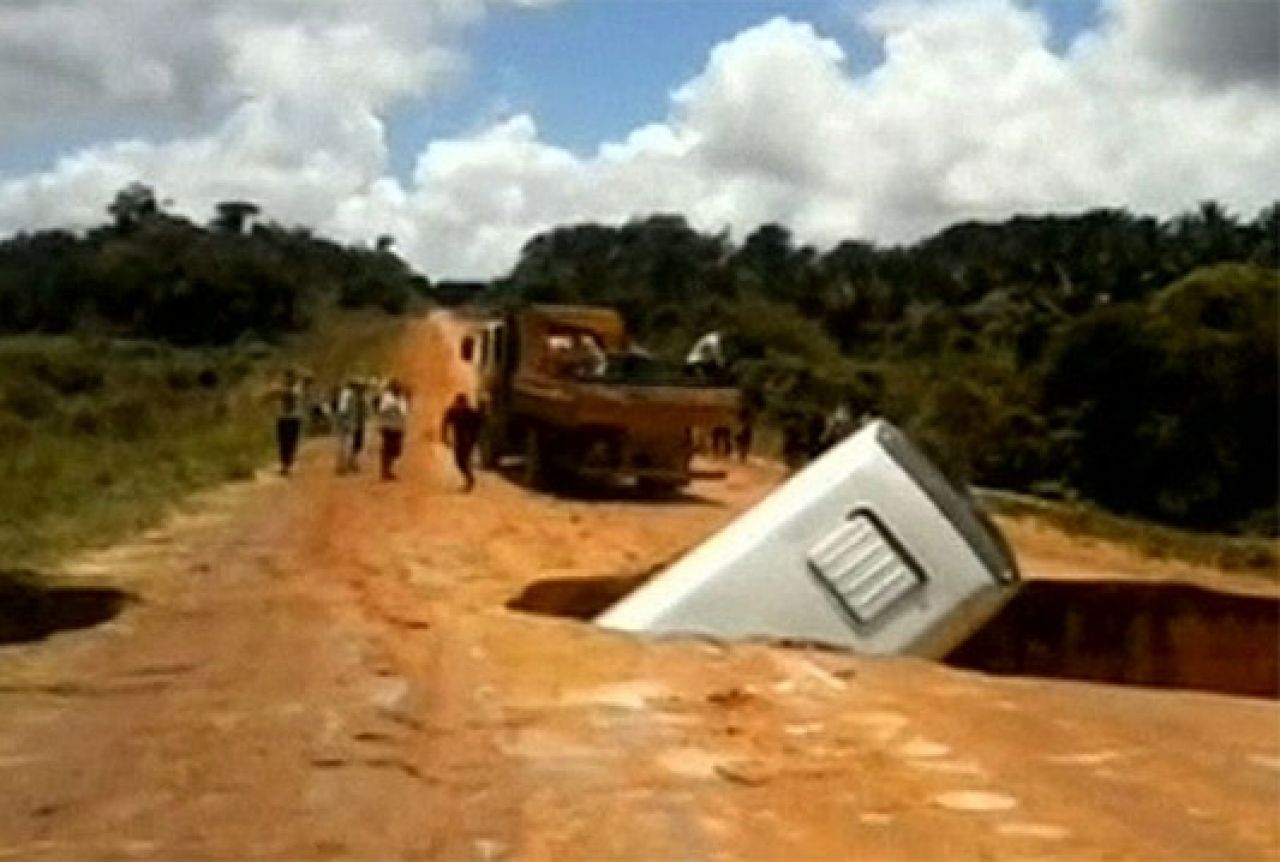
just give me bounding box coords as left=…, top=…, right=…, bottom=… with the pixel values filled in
left=212, top=201, right=261, bottom=234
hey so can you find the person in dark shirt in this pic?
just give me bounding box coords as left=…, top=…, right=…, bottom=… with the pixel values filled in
left=441, top=393, right=484, bottom=492
left=734, top=406, right=755, bottom=463
left=275, top=368, right=305, bottom=476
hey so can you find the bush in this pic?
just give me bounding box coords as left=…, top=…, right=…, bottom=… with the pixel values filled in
left=197, top=367, right=220, bottom=389
left=164, top=363, right=199, bottom=391
left=101, top=395, right=158, bottom=441
left=68, top=405, right=103, bottom=435
left=2, top=379, right=58, bottom=421
left=0, top=414, right=31, bottom=444
left=1042, top=265, right=1278, bottom=529
left=31, top=355, right=106, bottom=395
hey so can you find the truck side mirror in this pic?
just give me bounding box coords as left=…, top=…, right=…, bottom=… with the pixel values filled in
left=461, top=336, right=476, bottom=362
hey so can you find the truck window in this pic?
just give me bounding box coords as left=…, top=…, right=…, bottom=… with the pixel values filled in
left=461, top=335, right=475, bottom=363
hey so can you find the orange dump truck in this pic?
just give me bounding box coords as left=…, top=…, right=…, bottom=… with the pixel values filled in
left=461, top=305, right=739, bottom=492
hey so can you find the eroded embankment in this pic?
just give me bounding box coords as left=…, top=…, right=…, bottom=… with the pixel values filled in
left=945, top=580, right=1279, bottom=699
left=511, top=570, right=1280, bottom=699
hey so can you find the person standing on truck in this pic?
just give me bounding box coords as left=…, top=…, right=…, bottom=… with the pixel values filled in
left=570, top=332, right=608, bottom=378
left=275, top=368, right=306, bottom=476
left=376, top=379, right=409, bottom=480
left=685, top=331, right=726, bottom=380
left=441, top=393, right=484, bottom=492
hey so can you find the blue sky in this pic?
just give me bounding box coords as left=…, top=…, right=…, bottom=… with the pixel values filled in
left=387, top=0, right=1103, bottom=176
left=1, top=0, right=1104, bottom=180
left=7, top=0, right=1275, bottom=279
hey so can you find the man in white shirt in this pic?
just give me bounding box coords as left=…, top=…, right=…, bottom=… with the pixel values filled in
left=334, top=377, right=370, bottom=475
left=686, top=331, right=725, bottom=378
left=376, top=379, right=410, bottom=480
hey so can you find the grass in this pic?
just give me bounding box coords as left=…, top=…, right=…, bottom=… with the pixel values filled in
left=981, top=489, right=1279, bottom=578
left=0, top=310, right=406, bottom=571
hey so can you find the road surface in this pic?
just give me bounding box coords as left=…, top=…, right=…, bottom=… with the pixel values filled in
left=1, top=312, right=1277, bottom=860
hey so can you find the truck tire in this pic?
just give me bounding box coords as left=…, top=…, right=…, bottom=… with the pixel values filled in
left=637, top=478, right=683, bottom=498
left=523, top=427, right=553, bottom=490
left=479, top=426, right=501, bottom=470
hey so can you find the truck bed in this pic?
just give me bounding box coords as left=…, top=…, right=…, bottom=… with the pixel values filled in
left=512, top=375, right=739, bottom=430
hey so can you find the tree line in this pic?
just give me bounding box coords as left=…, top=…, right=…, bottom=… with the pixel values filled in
left=0, top=183, right=428, bottom=346
left=1, top=187, right=1274, bottom=534
left=493, top=203, right=1278, bottom=534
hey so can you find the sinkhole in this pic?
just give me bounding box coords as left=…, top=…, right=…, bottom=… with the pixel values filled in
left=0, top=570, right=131, bottom=645
left=509, top=574, right=1279, bottom=700
left=944, top=580, right=1278, bottom=700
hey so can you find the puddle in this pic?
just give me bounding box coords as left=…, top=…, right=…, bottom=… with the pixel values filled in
left=560, top=680, right=670, bottom=711
left=997, top=821, right=1070, bottom=840
left=657, top=746, right=726, bottom=779
left=1, top=570, right=131, bottom=645
left=933, top=790, right=1019, bottom=813
left=946, top=581, right=1280, bottom=699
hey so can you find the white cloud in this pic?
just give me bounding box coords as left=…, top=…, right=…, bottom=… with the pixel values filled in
left=1, top=0, right=1277, bottom=280
left=0, top=0, right=498, bottom=136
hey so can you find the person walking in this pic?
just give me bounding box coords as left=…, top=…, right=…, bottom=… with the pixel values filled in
left=734, top=406, right=755, bottom=463
left=711, top=424, right=733, bottom=458
left=376, top=379, right=409, bottom=480
left=334, top=376, right=371, bottom=475
left=821, top=404, right=857, bottom=451
left=441, top=393, right=484, bottom=492
left=275, top=368, right=306, bottom=476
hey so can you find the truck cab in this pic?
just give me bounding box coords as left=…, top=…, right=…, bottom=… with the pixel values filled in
left=463, top=305, right=739, bottom=492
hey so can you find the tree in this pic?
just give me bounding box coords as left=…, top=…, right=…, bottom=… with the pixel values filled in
left=106, top=183, right=159, bottom=232
left=212, top=201, right=261, bottom=234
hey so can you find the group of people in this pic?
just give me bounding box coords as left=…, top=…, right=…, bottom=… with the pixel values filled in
left=329, top=375, right=410, bottom=480
left=273, top=369, right=483, bottom=491
left=781, top=404, right=863, bottom=467
left=707, top=409, right=754, bottom=462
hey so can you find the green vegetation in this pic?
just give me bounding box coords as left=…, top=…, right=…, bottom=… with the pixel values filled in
left=2, top=183, right=1274, bottom=568
left=0, top=184, right=420, bottom=569
left=982, top=492, right=1278, bottom=577
left=493, top=203, right=1278, bottom=536
left=0, top=313, right=404, bottom=568
left=0, top=183, right=427, bottom=345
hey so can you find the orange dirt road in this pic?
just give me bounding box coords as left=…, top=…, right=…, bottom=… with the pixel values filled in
left=1, top=312, right=1277, bottom=860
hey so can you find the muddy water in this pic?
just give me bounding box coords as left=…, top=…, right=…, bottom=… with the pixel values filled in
left=946, top=581, right=1280, bottom=699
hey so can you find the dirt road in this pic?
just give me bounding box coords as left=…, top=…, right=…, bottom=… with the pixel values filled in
left=2, top=312, right=1277, bottom=860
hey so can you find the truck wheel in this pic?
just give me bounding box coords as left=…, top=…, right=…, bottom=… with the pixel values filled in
left=637, top=478, right=683, bottom=498
left=523, top=427, right=552, bottom=490
left=479, top=427, right=500, bottom=470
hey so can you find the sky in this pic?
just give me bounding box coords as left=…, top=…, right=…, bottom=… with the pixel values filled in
left=0, top=0, right=1276, bottom=279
